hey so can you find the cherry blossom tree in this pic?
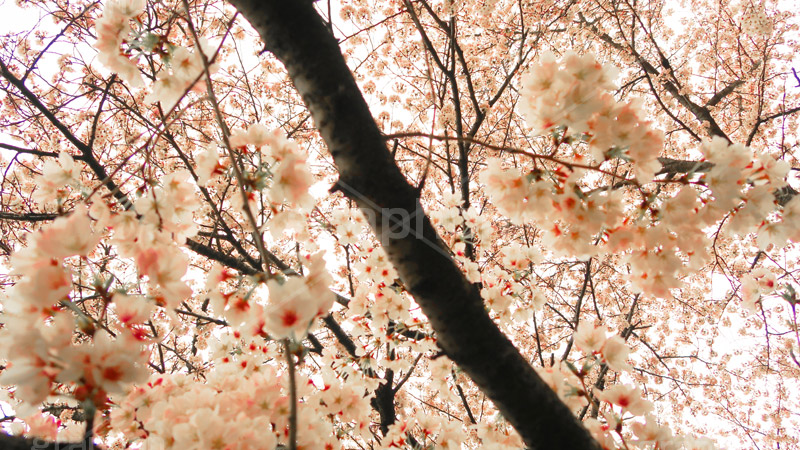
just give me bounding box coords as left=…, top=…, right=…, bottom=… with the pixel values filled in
left=0, top=0, right=798, bottom=449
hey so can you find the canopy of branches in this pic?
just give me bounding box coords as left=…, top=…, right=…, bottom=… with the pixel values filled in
left=0, top=0, right=798, bottom=449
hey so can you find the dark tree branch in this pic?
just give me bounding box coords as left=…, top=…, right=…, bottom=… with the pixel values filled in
left=655, top=157, right=797, bottom=205
left=372, top=367, right=396, bottom=435
left=656, top=157, right=713, bottom=175
left=403, top=1, right=477, bottom=259
left=455, top=380, right=477, bottom=424
left=760, top=105, right=800, bottom=123
left=705, top=80, right=745, bottom=107
left=227, top=1, right=601, bottom=448
left=560, top=260, right=592, bottom=361
left=0, top=142, right=59, bottom=158
left=185, top=238, right=259, bottom=276
left=774, top=185, right=799, bottom=207
left=0, top=211, right=58, bottom=222
left=392, top=352, right=423, bottom=394
left=87, top=75, right=116, bottom=151
left=0, top=58, right=132, bottom=209
left=747, top=105, right=800, bottom=146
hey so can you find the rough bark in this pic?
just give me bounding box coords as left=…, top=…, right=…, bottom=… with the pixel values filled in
left=225, top=1, right=601, bottom=449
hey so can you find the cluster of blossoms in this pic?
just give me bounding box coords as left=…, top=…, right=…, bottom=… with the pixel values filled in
left=108, top=335, right=527, bottom=450
left=109, top=341, right=375, bottom=450
left=740, top=3, right=774, bottom=36
left=352, top=245, right=399, bottom=286
left=349, top=282, right=414, bottom=336
left=29, top=150, right=200, bottom=312
left=0, top=205, right=149, bottom=416
left=95, top=171, right=199, bottom=310
left=738, top=267, right=778, bottom=312
left=699, top=137, right=788, bottom=234
left=429, top=190, right=464, bottom=233
left=586, top=403, right=718, bottom=450
left=95, top=0, right=145, bottom=87
left=2, top=409, right=84, bottom=443
left=428, top=190, right=495, bottom=285
left=133, top=170, right=201, bottom=241
left=144, top=39, right=218, bottom=110
left=479, top=158, right=554, bottom=225
left=478, top=265, right=547, bottom=328
left=381, top=413, right=524, bottom=450
left=328, top=207, right=368, bottom=246
left=3, top=150, right=205, bottom=432
left=346, top=244, right=437, bottom=361
left=486, top=53, right=663, bottom=265
left=96, top=0, right=217, bottom=110
left=483, top=53, right=795, bottom=308
left=472, top=52, right=798, bottom=448
left=481, top=162, right=625, bottom=259
left=205, top=251, right=336, bottom=341
left=519, top=51, right=663, bottom=182
left=602, top=136, right=784, bottom=298
left=228, top=125, right=316, bottom=211
left=428, top=190, right=494, bottom=245
left=536, top=322, right=720, bottom=449
left=1, top=127, right=335, bottom=440
left=32, top=151, right=81, bottom=206
left=198, top=124, right=316, bottom=239
left=613, top=137, right=790, bottom=299
left=573, top=321, right=631, bottom=372
left=5, top=0, right=796, bottom=448
left=520, top=51, right=616, bottom=135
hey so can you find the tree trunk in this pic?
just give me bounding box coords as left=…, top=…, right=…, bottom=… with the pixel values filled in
left=226, top=1, right=601, bottom=448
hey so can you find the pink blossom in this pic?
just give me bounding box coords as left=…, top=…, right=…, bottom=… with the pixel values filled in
left=596, top=384, right=653, bottom=416
left=601, top=335, right=632, bottom=372
left=34, top=205, right=101, bottom=259
left=95, top=0, right=145, bottom=87
left=574, top=321, right=608, bottom=354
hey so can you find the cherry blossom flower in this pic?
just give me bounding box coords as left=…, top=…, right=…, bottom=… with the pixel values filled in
left=740, top=268, right=776, bottom=312
left=145, top=40, right=218, bottom=110
left=22, top=413, right=60, bottom=441
left=330, top=208, right=364, bottom=246
left=112, top=292, right=155, bottom=327
left=264, top=277, right=319, bottom=339
left=584, top=418, right=617, bottom=450
left=596, top=384, right=653, bottom=416
left=9, top=260, right=72, bottom=316
left=33, top=206, right=101, bottom=259
left=32, top=152, right=81, bottom=205
left=133, top=238, right=193, bottom=308
left=229, top=123, right=272, bottom=149
left=535, top=362, right=588, bottom=411
left=195, top=142, right=227, bottom=187
left=631, top=414, right=677, bottom=449
left=520, top=52, right=616, bottom=135
left=0, top=319, right=66, bottom=405
left=58, top=331, right=149, bottom=395
left=270, top=153, right=315, bottom=210
left=600, top=335, right=632, bottom=372
left=94, top=0, right=145, bottom=87
left=574, top=321, right=608, bottom=354
left=135, top=170, right=200, bottom=240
